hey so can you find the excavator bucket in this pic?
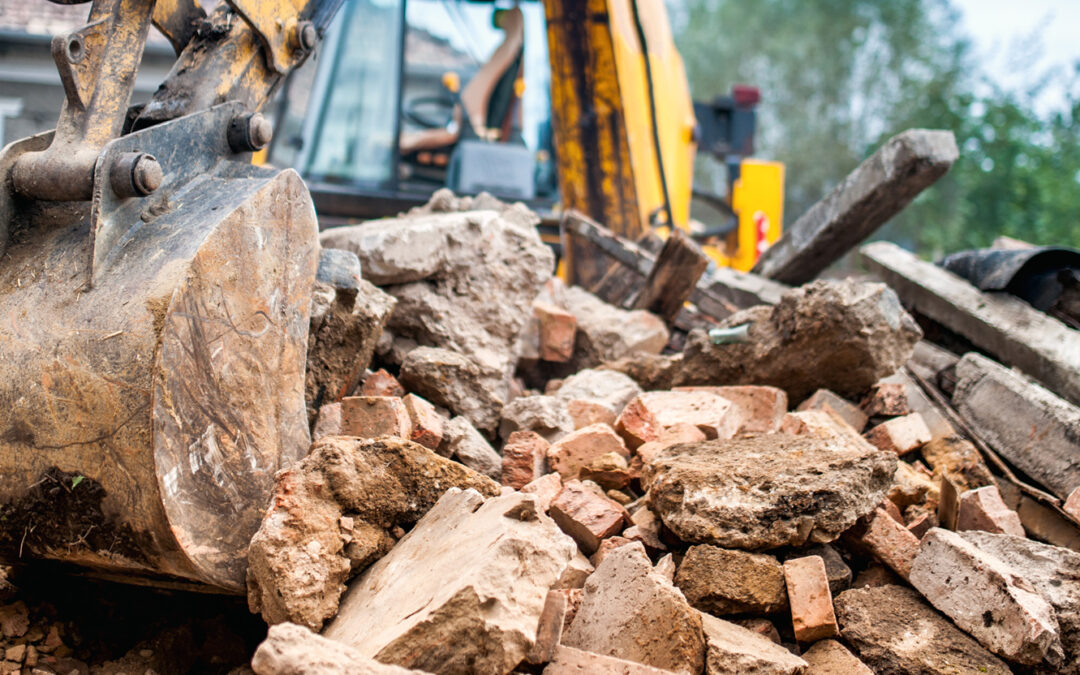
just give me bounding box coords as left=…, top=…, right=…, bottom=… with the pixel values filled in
left=0, top=103, right=319, bottom=593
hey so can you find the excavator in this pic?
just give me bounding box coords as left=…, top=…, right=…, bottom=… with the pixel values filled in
left=0, top=0, right=781, bottom=594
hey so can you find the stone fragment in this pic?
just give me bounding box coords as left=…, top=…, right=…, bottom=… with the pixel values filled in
left=909, top=528, right=1064, bottom=666
left=251, top=623, right=425, bottom=675
left=564, top=286, right=669, bottom=369
left=550, top=480, right=628, bottom=554
left=698, top=612, right=808, bottom=675
left=863, top=413, right=931, bottom=455
left=783, top=555, right=839, bottom=643
left=674, top=280, right=922, bottom=402
left=675, top=385, right=788, bottom=433
left=835, top=584, right=1010, bottom=674
left=614, top=396, right=663, bottom=449
left=591, top=536, right=634, bottom=567
left=554, top=369, right=643, bottom=416
left=521, top=473, right=563, bottom=512
left=861, top=381, right=910, bottom=417
left=499, top=395, right=575, bottom=443
left=645, top=434, right=896, bottom=549
left=801, top=639, right=873, bottom=675
left=674, top=545, right=787, bottom=615
left=958, top=530, right=1080, bottom=673
left=957, top=485, right=1025, bottom=536
left=797, top=389, right=868, bottom=433
left=547, top=424, right=629, bottom=479
left=401, top=394, right=443, bottom=450
left=306, top=275, right=396, bottom=423
left=501, top=430, right=550, bottom=489
left=562, top=543, right=705, bottom=674
left=580, top=452, right=632, bottom=490
left=246, top=437, right=499, bottom=631
left=858, top=507, right=920, bottom=579
left=637, top=391, right=738, bottom=440
left=324, top=489, right=578, bottom=675
left=440, top=416, right=502, bottom=479
left=339, top=396, right=412, bottom=439
left=535, top=302, right=577, bottom=362
left=399, top=346, right=504, bottom=434
left=542, top=645, right=678, bottom=675
left=312, top=401, right=342, bottom=441
left=360, top=369, right=406, bottom=397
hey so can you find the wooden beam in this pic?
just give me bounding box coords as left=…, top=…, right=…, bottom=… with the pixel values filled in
left=754, top=129, right=958, bottom=284
left=861, top=241, right=1080, bottom=406
left=632, top=228, right=709, bottom=322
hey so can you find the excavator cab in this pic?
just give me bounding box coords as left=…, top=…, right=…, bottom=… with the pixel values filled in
left=268, top=0, right=557, bottom=223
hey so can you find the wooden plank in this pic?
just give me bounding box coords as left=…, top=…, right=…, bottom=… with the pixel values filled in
left=862, top=240, right=1080, bottom=406
left=754, top=129, right=958, bottom=284
left=632, top=228, right=709, bottom=322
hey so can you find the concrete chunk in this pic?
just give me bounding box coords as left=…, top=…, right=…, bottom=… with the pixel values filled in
left=909, top=528, right=1064, bottom=666
left=698, top=612, right=808, bottom=675
left=562, top=543, right=706, bottom=674
left=324, top=489, right=578, bottom=675
left=674, top=545, right=787, bottom=615
left=834, top=584, right=1010, bottom=674
left=645, top=434, right=896, bottom=549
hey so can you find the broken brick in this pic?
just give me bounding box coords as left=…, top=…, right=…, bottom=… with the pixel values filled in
left=359, top=368, right=405, bottom=397
left=501, top=430, right=550, bottom=490
left=338, top=396, right=412, bottom=439
left=549, top=480, right=628, bottom=554
left=956, top=484, right=1025, bottom=537
left=534, top=302, right=577, bottom=362
left=547, top=423, right=629, bottom=479
left=402, top=393, right=443, bottom=450
left=863, top=413, right=931, bottom=455
left=783, top=555, right=839, bottom=643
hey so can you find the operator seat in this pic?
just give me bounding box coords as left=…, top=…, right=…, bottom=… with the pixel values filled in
left=398, top=7, right=524, bottom=157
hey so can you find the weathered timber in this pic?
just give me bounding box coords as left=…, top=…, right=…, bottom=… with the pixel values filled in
left=561, top=212, right=775, bottom=321
left=862, top=241, right=1080, bottom=406
left=754, top=129, right=958, bottom=284
left=952, top=352, right=1080, bottom=502
left=633, top=228, right=709, bottom=322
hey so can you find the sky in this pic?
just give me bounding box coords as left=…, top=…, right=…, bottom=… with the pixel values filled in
left=952, top=0, right=1080, bottom=108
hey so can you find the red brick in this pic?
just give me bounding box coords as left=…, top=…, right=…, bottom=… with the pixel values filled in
left=339, top=396, right=412, bottom=439
left=1065, top=486, right=1080, bottom=522
left=783, top=555, right=839, bottom=643
left=359, top=369, right=405, bottom=397
left=534, top=302, right=577, bottom=362
left=956, top=485, right=1025, bottom=537
left=860, top=507, right=921, bottom=579
left=863, top=413, right=932, bottom=455
left=312, top=401, right=342, bottom=440
left=675, top=385, right=788, bottom=433
left=798, top=389, right=868, bottom=432
left=501, top=430, right=550, bottom=489
left=614, top=397, right=662, bottom=449
left=402, top=394, right=443, bottom=450
left=521, top=472, right=562, bottom=512
left=638, top=391, right=738, bottom=439
left=549, top=480, right=627, bottom=554
left=566, top=398, right=617, bottom=429
left=861, top=381, right=911, bottom=417
left=547, top=423, right=629, bottom=479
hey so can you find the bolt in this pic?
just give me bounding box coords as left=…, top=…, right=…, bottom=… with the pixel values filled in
left=227, top=112, right=273, bottom=153
left=110, top=152, right=162, bottom=198
left=296, top=21, right=318, bottom=51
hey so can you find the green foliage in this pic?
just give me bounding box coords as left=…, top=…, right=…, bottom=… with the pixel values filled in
left=673, top=0, right=1080, bottom=255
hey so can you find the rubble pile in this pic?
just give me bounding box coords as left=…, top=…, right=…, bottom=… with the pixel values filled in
left=240, top=191, right=1080, bottom=675
left=2, top=188, right=1077, bottom=675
